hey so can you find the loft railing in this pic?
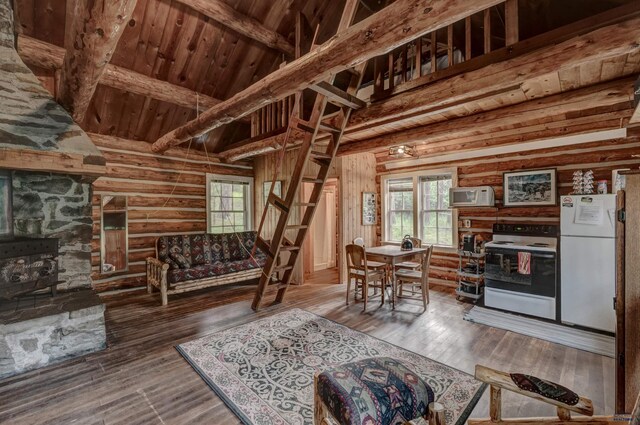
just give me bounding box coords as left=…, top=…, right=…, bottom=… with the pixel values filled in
left=250, top=94, right=296, bottom=138
left=247, top=0, right=638, bottom=140
left=249, top=1, right=518, bottom=140
left=366, top=0, right=518, bottom=101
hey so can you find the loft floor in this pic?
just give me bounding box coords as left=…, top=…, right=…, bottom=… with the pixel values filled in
left=0, top=282, right=614, bottom=424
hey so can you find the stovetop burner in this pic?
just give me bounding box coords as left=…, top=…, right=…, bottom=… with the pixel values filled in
left=491, top=241, right=513, bottom=245
left=528, top=243, right=549, bottom=247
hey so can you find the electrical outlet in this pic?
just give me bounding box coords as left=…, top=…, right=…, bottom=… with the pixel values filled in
left=462, top=219, right=472, bottom=228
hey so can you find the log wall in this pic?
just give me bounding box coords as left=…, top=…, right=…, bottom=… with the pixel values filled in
left=376, top=131, right=640, bottom=288
left=89, top=134, right=253, bottom=293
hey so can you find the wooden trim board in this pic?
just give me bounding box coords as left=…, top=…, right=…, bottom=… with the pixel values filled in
left=464, top=306, right=615, bottom=357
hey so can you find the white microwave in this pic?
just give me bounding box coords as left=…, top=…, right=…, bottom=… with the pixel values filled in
left=449, top=186, right=495, bottom=207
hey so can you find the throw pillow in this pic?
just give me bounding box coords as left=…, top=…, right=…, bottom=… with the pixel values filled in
left=164, top=257, right=179, bottom=270
left=169, top=251, right=191, bottom=269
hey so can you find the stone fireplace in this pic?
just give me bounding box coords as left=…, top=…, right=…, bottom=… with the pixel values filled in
left=0, top=0, right=108, bottom=378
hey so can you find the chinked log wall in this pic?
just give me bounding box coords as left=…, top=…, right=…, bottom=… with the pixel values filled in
left=376, top=130, right=640, bottom=288
left=89, top=134, right=253, bottom=292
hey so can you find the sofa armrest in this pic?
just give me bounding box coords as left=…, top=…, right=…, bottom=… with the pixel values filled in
left=146, top=258, right=169, bottom=303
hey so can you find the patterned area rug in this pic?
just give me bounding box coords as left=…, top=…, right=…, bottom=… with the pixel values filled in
left=177, top=309, right=486, bottom=425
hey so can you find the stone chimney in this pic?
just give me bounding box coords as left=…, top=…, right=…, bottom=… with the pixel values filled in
left=0, top=0, right=106, bottom=290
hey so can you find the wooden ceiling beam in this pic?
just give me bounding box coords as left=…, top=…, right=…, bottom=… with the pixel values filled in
left=174, top=0, right=294, bottom=56
left=57, top=0, right=138, bottom=123
left=88, top=132, right=223, bottom=162
left=221, top=127, right=311, bottom=162
left=151, top=0, right=504, bottom=153
left=338, top=77, right=635, bottom=156
left=377, top=109, right=632, bottom=167
left=16, top=35, right=243, bottom=115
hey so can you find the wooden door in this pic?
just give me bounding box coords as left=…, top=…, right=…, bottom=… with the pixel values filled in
left=618, top=172, right=640, bottom=413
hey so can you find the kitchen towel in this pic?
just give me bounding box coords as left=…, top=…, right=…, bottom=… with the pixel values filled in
left=518, top=252, right=531, bottom=275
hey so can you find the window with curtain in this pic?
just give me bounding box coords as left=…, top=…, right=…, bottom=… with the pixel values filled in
left=207, top=174, right=253, bottom=234
left=419, top=175, right=453, bottom=246
left=383, top=171, right=456, bottom=247
left=386, top=178, right=414, bottom=242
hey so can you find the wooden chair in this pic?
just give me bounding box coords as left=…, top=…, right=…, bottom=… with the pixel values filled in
left=469, top=364, right=640, bottom=425
left=345, top=244, right=387, bottom=311
left=396, top=237, right=423, bottom=271
left=352, top=237, right=388, bottom=270
left=395, top=245, right=433, bottom=309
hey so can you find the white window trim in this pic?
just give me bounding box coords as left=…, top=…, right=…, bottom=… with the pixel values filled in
left=206, top=173, right=254, bottom=233
left=381, top=168, right=458, bottom=251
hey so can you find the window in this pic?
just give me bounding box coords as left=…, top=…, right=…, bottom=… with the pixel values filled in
left=419, top=175, right=453, bottom=246
left=383, top=170, right=457, bottom=247
left=387, top=178, right=413, bottom=241
left=206, top=174, right=253, bottom=234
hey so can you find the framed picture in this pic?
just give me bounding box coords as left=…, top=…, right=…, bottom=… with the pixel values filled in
left=612, top=169, right=630, bottom=193
left=362, top=192, right=377, bottom=225
left=263, top=180, right=283, bottom=202
left=503, top=169, right=557, bottom=207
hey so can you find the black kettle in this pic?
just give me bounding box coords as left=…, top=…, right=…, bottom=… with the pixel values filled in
left=401, top=235, right=413, bottom=251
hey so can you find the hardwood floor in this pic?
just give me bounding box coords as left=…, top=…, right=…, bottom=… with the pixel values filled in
left=0, top=279, right=614, bottom=424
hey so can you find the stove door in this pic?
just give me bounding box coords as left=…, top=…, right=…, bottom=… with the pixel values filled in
left=485, top=248, right=556, bottom=297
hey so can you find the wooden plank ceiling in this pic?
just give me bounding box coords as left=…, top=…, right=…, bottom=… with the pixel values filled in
left=14, top=0, right=344, bottom=149
left=12, top=0, right=638, bottom=157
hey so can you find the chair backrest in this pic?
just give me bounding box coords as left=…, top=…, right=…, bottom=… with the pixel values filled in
left=420, top=245, right=433, bottom=285
left=352, top=237, right=365, bottom=247
left=345, top=244, right=367, bottom=272
left=409, top=237, right=422, bottom=248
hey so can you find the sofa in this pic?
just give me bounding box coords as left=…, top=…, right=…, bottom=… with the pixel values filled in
left=146, top=231, right=267, bottom=305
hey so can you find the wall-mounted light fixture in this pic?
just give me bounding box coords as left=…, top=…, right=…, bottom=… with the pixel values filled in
left=389, top=145, right=415, bottom=158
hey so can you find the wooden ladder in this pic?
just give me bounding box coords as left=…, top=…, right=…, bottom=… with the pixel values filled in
left=250, top=0, right=366, bottom=311
left=251, top=69, right=365, bottom=311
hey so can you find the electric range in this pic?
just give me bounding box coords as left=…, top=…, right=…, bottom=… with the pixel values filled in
left=484, top=223, right=559, bottom=320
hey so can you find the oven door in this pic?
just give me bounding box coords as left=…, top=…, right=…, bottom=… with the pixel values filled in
left=485, top=248, right=556, bottom=297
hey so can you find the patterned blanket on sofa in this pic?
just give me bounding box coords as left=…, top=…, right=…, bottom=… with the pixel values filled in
left=156, top=231, right=267, bottom=285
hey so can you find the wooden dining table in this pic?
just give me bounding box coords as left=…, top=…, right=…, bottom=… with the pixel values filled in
left=365, top=245, right=427, bottom=309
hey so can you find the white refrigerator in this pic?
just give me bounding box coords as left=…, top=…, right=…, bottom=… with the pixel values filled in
left=560, top=194, right=617, bottom=333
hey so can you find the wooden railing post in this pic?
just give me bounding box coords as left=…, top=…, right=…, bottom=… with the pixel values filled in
left=505, top=0, right=519, bottom=46
left=430, top=31, right=437, bottom=73
left=415, top=37, right=423, bottom=78
left=388, top=50, right=395, bottom=91
left=465, top=16, right=472, bottom=61
left=484, top=8, right=492, bottom=54
left=447, top=24, right=454, bottom=67
left=401, top=45, right=408, bottom=83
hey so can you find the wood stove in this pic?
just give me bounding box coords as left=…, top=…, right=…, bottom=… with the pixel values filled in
left=0, top=238, right=62, bottom=300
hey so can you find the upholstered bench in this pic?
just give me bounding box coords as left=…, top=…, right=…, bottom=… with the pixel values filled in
left=314, top=357, right=437, bottom=425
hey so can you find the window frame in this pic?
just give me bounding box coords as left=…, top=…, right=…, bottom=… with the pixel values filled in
left=381, top=168, right=458, bottom=250
left=206, top=173, right=254, bottom=234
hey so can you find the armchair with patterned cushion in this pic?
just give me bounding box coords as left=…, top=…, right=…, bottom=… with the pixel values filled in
left=469, top=365, right=640, bottom=425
